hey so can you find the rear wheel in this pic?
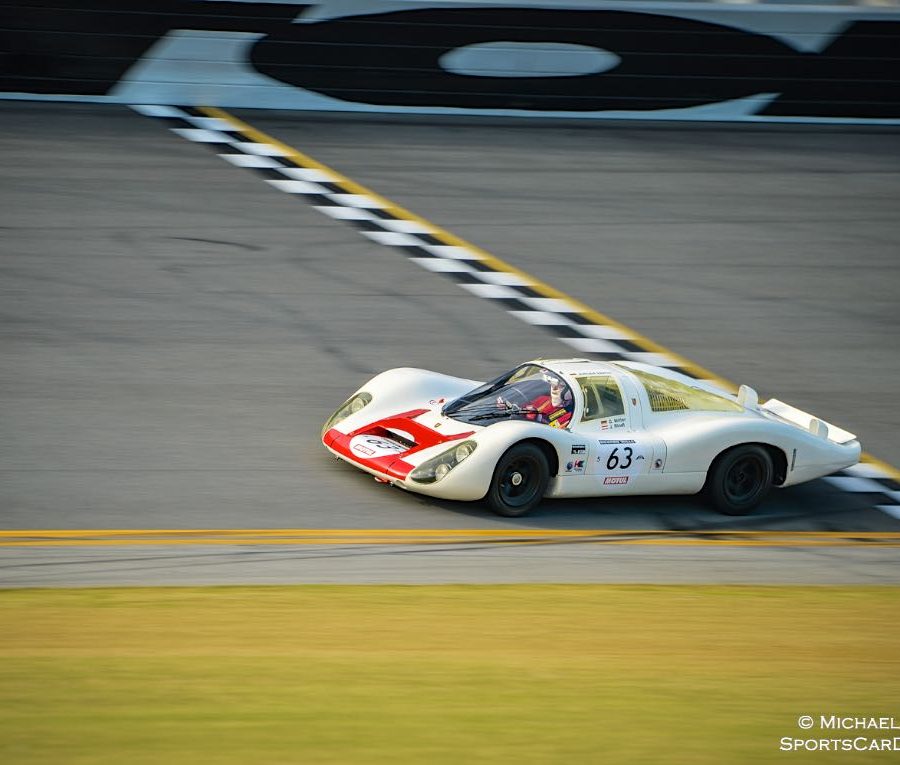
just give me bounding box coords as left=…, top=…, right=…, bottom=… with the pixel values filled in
left=705, top=445, right=773, bottom=515
left=486, top=443, right=549, bottom=518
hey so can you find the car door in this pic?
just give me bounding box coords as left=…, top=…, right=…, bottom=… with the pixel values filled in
left=571, top=373, right=665, bottom=493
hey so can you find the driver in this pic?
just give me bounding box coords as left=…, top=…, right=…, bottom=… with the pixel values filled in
left=542, top=375, right=574, bottom=428
left=498, top=373, right=573, bottom=428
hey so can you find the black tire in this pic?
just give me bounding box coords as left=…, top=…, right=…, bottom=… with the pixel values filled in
left=486, top=443, right=549, bottom=518
left=705, top=445, right=774, bottom=515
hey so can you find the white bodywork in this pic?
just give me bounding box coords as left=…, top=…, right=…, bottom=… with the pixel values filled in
left=321, top=359, right=861, bottom=505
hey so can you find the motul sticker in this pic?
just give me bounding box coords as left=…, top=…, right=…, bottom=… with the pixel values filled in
left=604, top=476, right=629, bottom=485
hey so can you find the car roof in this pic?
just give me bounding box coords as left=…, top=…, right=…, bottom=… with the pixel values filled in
left=528, top=358, right=623, bottom=378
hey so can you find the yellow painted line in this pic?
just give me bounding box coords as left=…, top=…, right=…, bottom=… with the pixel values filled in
left=2, top=528, right=899, bottom=537
left=860, top=454, right=900, bottom=482
left=199, top=107, right=899, bottom=482
left=202, top=106, right=724, bottom=386
left=1, top=530, right=898, bottom=548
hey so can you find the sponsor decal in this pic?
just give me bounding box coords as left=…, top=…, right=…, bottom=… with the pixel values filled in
left=571, top=444, right=586, bottom=455
left=565, top=459, right=586, bottom=474
left=349, top=435, right=407, bottom=459
left=598, top=440, right=636, bottom=445
left=604, top=476, right=629, bottom=485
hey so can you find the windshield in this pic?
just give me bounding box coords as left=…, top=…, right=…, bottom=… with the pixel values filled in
left=444, top=364, right=575, bottom=428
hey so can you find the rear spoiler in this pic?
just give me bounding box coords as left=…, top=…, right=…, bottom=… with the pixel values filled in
left=761, top=399, right=857, bottom=444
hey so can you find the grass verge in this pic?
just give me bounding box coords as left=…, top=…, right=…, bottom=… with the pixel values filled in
left=2, top=585, right=898, bottom=763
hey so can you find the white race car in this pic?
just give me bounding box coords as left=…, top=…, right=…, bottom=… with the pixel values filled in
left=321, top=359, right=861, bottom=517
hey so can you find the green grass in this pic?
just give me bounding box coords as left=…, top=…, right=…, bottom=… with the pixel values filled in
left=1, top=585, right=898, bottom=764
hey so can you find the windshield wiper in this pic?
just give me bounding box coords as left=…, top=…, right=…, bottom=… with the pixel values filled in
left=467, top=407, right=544, bottom=422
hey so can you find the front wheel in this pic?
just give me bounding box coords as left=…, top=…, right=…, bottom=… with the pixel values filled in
left=705, top=445, right=774, bottom=515
left=486, top=443, right=549, bottom=518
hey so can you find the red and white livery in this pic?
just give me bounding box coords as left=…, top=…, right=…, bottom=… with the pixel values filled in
left=321, top=359, right=860, bottom=516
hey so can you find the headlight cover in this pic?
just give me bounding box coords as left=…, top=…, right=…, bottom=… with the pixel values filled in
left=409, top=440, right=477, bottom=484
left=321, top=392, right=372, bottom=437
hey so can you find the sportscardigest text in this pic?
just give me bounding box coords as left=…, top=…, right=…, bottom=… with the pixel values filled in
left=780, top=737, right=899, bottom=752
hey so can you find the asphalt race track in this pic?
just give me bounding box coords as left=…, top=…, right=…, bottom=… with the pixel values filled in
left=2, top=103, right=899, bottom=585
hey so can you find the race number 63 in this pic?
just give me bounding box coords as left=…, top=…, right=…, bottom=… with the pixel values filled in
left=606, top=446, right=633, bottom=470
left=597, top=443, right=645, bottom=476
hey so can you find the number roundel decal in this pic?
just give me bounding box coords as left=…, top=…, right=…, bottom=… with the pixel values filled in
left=596, top=441, right=646, bottom=476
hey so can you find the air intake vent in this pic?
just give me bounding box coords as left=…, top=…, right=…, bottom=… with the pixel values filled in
left=648, top=392, right=688, bottom=412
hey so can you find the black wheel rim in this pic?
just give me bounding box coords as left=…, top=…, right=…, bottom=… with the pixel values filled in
left=499, top=455, right=542, bottom=508
left=724, top=455, right=765, bottom=504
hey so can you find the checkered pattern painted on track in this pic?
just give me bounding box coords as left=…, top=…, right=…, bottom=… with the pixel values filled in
left=133, top=104, right=900, bottom=521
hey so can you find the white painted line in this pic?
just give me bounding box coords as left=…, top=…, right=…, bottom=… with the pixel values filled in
left=266, top=179, right=328, bottom=194
left=229, top=140, right=290, bottom=157
left=623, top=352, right=681, bottom=367
left=508, top=310, right=576, bottom=326
left=420, top=245, right=482, bottom=261
left=519, top=297, right=581, bottom=314
left=876, top=505, right=900, bottom=520
left=824, top=476, right=893, bottom=494
left=327, top=193, right=385, bottom=209
left=375, top=219, right=436, bottom=235
left=220, top=153, right=284, bottom=169
left=473, top=271, right=535, bottom=287
left=279, top=167, right=340, bottom=183
left=172, top=128, right=231, bottom=143
left=460, top=283, right=524, bottom=299
left=575, top=324, right=636, bottom=341
left=314, top=205, right=378, bottom=221
left=360, top=231, right=426, bottom=247
left=183, top=116, right=233, bottom=131
left=844, top=463, right=896, bottom=480
left=560, top=337, right=627, bottom=354
left=409, top=258, right=478, bottom=273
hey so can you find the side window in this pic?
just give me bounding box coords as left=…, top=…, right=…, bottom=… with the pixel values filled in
left=596, top=377, right=625, bottom=417
left=577, top=376, right=625, bottom=423
left=580, top=384, right=601, bottom=422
